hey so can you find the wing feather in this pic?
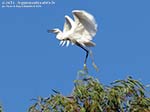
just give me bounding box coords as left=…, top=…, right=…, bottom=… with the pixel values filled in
left=72, top=10, right=97, bottom=40
left=63, top=15, right=74, bottom=33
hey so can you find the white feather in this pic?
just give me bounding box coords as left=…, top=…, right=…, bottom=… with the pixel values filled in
left=59, top=41, right=63, bottom=46
left=66, top=40, right=70, bottom=47
left=50, top=10, right=97, bottom=47
left=61, top=41, right=66, bottom=46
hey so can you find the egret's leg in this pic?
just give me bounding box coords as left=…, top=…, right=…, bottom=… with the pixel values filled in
left=83, top=50, right=89, bottom=72
left=76, top=42, right=89, bottom=72
left=89, top=50, right=99, bottom=71
left=84, top=49, right=89, bottom=65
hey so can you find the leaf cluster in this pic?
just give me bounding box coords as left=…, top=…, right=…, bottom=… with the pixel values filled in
left=28, top=74, right=150, bottom=112
left=0, top=105, right=2, bottom=112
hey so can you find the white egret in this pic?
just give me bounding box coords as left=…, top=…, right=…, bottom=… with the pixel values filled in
left=48, top=10, right=98, bottom=71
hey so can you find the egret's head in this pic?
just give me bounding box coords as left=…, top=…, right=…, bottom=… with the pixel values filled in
left=47, top=28, right=61, bottom=34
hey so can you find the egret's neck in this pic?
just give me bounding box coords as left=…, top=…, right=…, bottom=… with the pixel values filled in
left=56, top=31, right=63, bottom=40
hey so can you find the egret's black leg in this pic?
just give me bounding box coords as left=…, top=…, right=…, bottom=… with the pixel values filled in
left=85, top=50, right=89, bottom=65
left=76, top=42, right=89, bottom=65
left=75, top=42, right=99, bottom=72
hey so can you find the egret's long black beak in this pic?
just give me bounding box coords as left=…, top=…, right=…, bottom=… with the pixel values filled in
left=47, top=29, right=54, bottom=33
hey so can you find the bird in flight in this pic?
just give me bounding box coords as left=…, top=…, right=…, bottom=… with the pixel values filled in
left=48, top=10, right=98, bottom=71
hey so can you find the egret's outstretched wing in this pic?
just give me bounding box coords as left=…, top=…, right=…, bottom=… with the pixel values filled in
left=72, top=10, right=97, bottom=40
left=63, top=15, right=74, bottom=33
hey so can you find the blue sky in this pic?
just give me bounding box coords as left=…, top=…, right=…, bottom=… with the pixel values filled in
left=0, top=0, right=150, bottom=111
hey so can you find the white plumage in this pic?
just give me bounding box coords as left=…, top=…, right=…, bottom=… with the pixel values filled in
left=48, top=10, right=98, bottom=71
left=49, top=10, right=97, bottom=47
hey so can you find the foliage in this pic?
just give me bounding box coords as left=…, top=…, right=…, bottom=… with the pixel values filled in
left=0, top=105, right=2, bottom=112
left=28, top=71, right=150, bottom=112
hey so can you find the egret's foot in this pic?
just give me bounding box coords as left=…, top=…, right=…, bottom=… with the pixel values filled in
left=83, top=64, right=88, bottom=74
left=92, top=62, right=99, bottom=72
